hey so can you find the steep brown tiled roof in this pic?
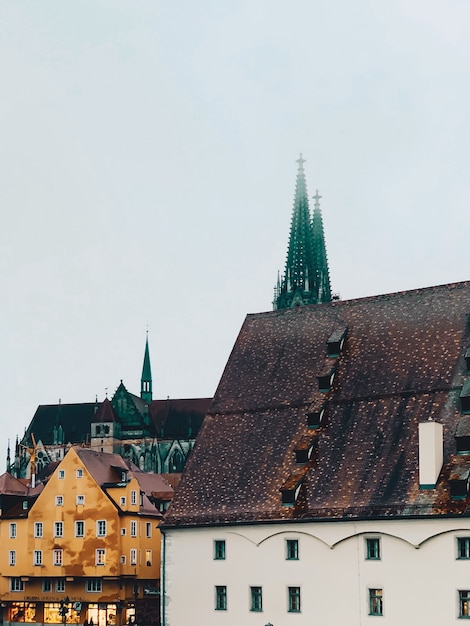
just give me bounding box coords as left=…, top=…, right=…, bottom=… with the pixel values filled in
left=164, top=281, right=470, bottom=527
left=131, top=470, right=174, bottom=501
left=74, top=448, right=167, bottom=517
left=94, top=398, right=118, bottom=423
left=76, top=447, right=129, bottom=484
left=0, top=473, right=30, bottom=496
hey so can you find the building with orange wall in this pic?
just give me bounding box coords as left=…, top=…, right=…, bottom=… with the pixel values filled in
left=0, top=447, right=172, bottom=626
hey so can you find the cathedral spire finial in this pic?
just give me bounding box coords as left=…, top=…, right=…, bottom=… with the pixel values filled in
left=273, top=157, right=332, bottom=310
left=141, top=331, right=153, bottom=404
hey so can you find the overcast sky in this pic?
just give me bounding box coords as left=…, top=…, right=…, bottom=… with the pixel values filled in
left=2, top=1, right=470, bottom=467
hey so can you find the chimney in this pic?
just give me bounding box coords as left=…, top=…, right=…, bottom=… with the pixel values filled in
left=419, top=421, right=443, bottom=489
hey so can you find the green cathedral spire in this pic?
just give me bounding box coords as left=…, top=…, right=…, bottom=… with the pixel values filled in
left=140, top=332, right=153, bottom=404
left=273, top=155, right=332, bottom=310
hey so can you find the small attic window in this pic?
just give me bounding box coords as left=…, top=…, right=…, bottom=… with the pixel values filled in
left=294, top=435, right=317, bottom=465
left=317, top=365, right=336, bottom=392
left=465, top=348, right=470, bottom=373
left=449, top=471, right=470, bottom=500
left=455, top=417, right=470, bottom=454
left=281, top=473, right=305, bottom=507
left=460, top=380, right=470, bottom=414
left=457, top=436, right=470, bottom=455
left=22, top=501, right=28, bottom=510
left=306, top=401, right=326, bottom=429
left=327, top=327, right=348, bottom=358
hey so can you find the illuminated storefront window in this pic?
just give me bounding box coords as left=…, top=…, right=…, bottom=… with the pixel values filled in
left=10, top=603, right=36, bottom=623
left=87, top=603, right=117, bottom=626
left=44, top=603, right=77, bottom=624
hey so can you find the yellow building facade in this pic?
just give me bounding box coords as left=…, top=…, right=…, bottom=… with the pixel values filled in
left=0, top=447, right=171, bottom=626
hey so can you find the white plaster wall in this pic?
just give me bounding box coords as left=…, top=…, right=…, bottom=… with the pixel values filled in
left=163, top=518, right=470, bottom=626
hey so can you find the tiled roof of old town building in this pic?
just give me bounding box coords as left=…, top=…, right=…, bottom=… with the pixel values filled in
left=164, top=280, right=470, bottom=527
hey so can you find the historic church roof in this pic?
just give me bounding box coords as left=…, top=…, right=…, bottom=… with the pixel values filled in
left=164, top=280, right=470, bottom=528
left=24, top=402, right=97, bottom=447
left=149, top=398, right=212, bottom=438
left=274, top=155, right=332, bottom=309
left=93, top=398, right=118, bottom=423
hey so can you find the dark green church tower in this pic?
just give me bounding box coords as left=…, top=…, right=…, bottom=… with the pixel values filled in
left=273, top=154, right=332, bottom=309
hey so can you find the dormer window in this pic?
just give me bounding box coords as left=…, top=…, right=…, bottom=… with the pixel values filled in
left=121, top=471, right=128, bottom=483
left=326, top=326, right=348, bottom=358
left=306, top=399, right=326, bottom=429
left=461, top=380, right=470, bottom=414
left=449, top=466, right=470, bottom=500
left=456, top=417, right=470, bottom=454
left=294, top=434, right=317, bottom=464
left=281, top=472, right=306, bottom=506
left=317, top=365, right=336, bottom=392
left=465, top=348, right=470, bottom=373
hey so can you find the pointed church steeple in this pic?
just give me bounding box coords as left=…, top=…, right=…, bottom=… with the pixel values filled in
left=273, top=155, right=332, bottom=310
left=311, top=189, right=332, bottom=303
left=141, top=332, right=153, bottom=404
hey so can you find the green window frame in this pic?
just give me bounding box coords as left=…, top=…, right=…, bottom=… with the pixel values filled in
left=458, top=538, right=470, bottom=560
left=214, top=540, right=226, bottom=560
left=215, top=586, right=227, bottom=611
left=366, top=538, right=381, bottom=560
left=460, top=590, right=470, bottom=618
left=286, top=539, right=299, bottom=560
left=288, top=587, right=301, bottom=612
left=369, top=588, right=383, bottom=616
left=250, top=586, right=262, bottom=612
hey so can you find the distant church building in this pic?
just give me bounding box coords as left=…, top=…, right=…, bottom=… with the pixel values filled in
left=9, top=334, right=211, bottom=479
left=274, top=154, right=331, bottom=309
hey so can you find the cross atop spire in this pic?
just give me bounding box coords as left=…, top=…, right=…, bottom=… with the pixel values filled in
left=296, top=153, right=306, bottom=167
left=273, top=156, right=332, bottom=310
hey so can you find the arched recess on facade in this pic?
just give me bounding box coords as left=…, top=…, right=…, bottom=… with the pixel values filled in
left=168, top=447, right=184, bottom=473
left=122, top=444, right=139, bottom=467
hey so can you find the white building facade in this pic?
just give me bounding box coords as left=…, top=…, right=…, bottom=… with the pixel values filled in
left=163, top=518, right=470, bottom=625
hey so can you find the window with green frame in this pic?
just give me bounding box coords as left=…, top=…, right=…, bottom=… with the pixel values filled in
left=369, top=588, right=383, bottom=616
left=366, top=537, right=381, bottom=560
left=288, top=587, right=301, bottom=612
left=214, top=540, right=226, bottom=560
left=459, top=590, right=470, bottom=618
left=250, top=587, right=262, bottom=612
left=458, top=538, right=470, bottom=560
left=286, top=539, right=299, bottom=560
left=215, top=586, right=227, bottom=610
